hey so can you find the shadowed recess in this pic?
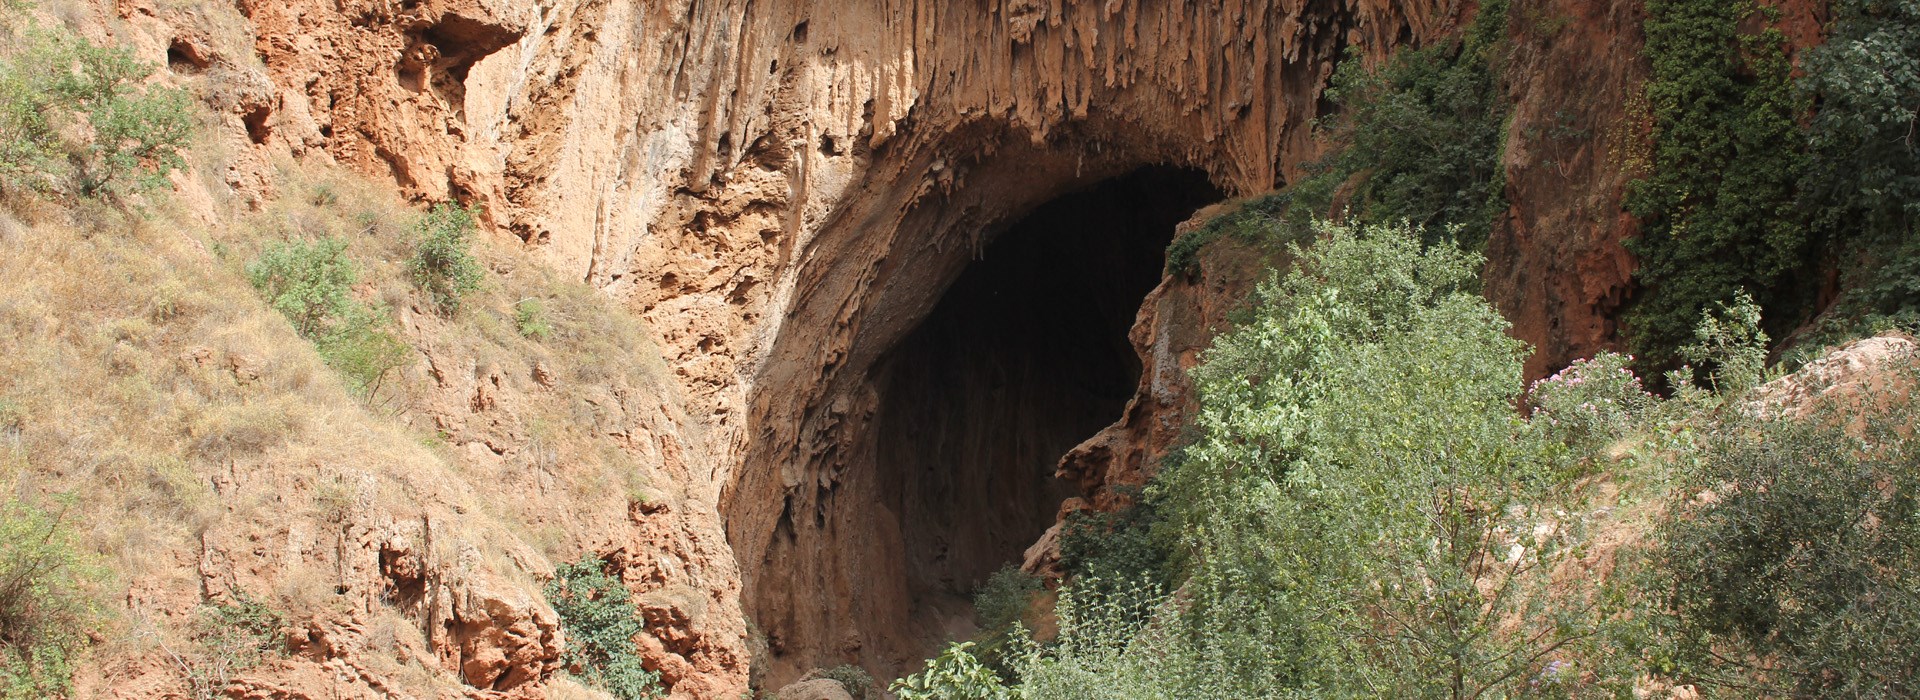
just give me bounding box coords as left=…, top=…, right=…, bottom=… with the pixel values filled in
left=870, top=166, right=1223, bottom=629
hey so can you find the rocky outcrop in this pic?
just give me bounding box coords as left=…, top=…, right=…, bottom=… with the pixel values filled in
left=1749, top=334, right=1918, bottom=419
left=774, top=678, right=855, bottom=700
left=72, top=0, right=1850, bottom=693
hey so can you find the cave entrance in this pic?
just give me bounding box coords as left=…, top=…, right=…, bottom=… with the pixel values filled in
left=871, top=166, right=1223, bottom=635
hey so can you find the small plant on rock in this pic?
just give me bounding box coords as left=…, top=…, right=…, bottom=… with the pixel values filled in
left=890, top=641, right=1024, bottom=700
left=811, top=664, right=875, bottom=700
left=174, top=595, right=283, bottom=700
left=246, top=237, right=412, bottom=399
left=546, top=557, right=663, bottom=700
left=514, top=298, right=552, bottom=340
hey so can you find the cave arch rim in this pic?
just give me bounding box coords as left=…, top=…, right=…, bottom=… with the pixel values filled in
left=725, top=143, right=1228, bottom=684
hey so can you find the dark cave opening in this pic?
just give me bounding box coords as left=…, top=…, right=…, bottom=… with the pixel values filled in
left=870, top=166, right=1223, bottom=629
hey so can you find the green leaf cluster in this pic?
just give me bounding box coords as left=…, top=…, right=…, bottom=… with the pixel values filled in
left=1647, top=397, right=1920, bottom=696
left=1796, top=0, right=1920, bottom=337
left=545, top=558, right=664, bottom=700
left=1625, top=0, right=1810, bottom=368
left=1303, top=0, right=1512, bottom=251
left=246, top=238, right=412, bottom=398
left=0, top=22, right=192, bottom=199
left=408, top=204, right=483, bottom=315
left=1162, top=192, right=1306, bottom=277
left=890, top=640, right=1026, bottom=700
left=917, top=221, right=1619, bottom=698
left=0, top=496, right=100, bottom=700
left=514, top=298, right=552, bottom=340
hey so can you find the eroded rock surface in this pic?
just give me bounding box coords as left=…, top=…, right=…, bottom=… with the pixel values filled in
left=65, top=0, right=1847, bottom=693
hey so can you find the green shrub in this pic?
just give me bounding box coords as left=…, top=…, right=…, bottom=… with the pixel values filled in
left=1054, top=488, right=1172, bottom=587
left=0, top=24, right=192, bottom=199
left=972, top=567, right=1041, bottom=633
left=313, top=306, right=412, bottom=399
left=546, top=558, right=663, bottom=700
left=246, top=238, right=357, bottom=337
left=180, top=596, right=282, bottom=699
left=1625, top=0, right=1809, bottom=369
left=1676, top=291, right=1770, bottom=396
left=246, top=238, right=412, bottom=398
left=890, top=640, right=1024, bottom=700
left=1304, top=0, right=1511, bottom=250
left=1529, top=351, right=1655, bottom=457
left=408, top=204, right=483, bottom=315
left=0, top=496, right=99, bottom=700
left=514, top=298, right=552, bottom=340
left=1162, top=192, right=1303, bottom=277
left=811, top=664, right=875, bottom=700
left=1647, top=404, right=1920, bottom=696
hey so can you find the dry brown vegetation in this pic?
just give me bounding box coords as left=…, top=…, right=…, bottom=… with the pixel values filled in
left=0, top=156, right=709, bottom=695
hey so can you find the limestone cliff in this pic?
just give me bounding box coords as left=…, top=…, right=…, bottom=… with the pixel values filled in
left=37, top=0, right=1837, bottom=694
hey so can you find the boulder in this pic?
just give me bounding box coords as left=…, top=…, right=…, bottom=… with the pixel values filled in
left=774, top=678, right=855, bottom=700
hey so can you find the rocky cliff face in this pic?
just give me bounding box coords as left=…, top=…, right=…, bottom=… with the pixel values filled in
left=67, top=0, right=1833, bottom=693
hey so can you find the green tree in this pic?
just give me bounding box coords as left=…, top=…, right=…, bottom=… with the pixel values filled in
left=975, top=221, right=1617, bottom=699
left=0, top=24, right=192, bottom=198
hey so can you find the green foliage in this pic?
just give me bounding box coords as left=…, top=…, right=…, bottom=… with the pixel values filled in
left=890, top=640, right=1026, bottom=700
left=1305, top=0, right=1511, bottom=250
left=1647, top=404, right=1920, bottom=696
left=514, top=298, right=552, bottom=340
left=180, top=596, right=282, bottom=699
left=246, top=238, right=357, bottom=337
left=314, top=307, right=412, bottom=400
left=0, top=496, right=98, bottom=700
left=1677, top=291, right=1770, bottom=395
left=1528, top=351, right=1655, bottom=458
left=1162, top=192, right=1305, bottom=277
left=1055, top=488, right=1172, bottom=588
left=408, top=204, right=483, bottom=315
left=1797, top=0, right=1920, bottom=335
left=972, top=567, right=1041, bottom=633
left=246, top=238, right=412, bottom=398
left=545, top=558, right=663, bottom=700
left=1625, top=0, right=1809, bottom=368
left=945, top=221, right=1615, bottom=699
left=0, top=23, right=192, bottom=199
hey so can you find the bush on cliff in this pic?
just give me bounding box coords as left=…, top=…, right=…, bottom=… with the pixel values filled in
left=1644, top=386, right=1920, bottom=696
left=246, top=237, right=412, bottom=399
left=408, top=204, right=484, bottom=315
left=546, top=557, right=663, bottom=700
left=0, top=494, right=99, bottom=700
left=0, top=20, right=192, bottom=200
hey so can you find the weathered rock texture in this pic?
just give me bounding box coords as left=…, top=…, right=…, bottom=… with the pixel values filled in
left=72, top=0, right=1841, bottom=692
